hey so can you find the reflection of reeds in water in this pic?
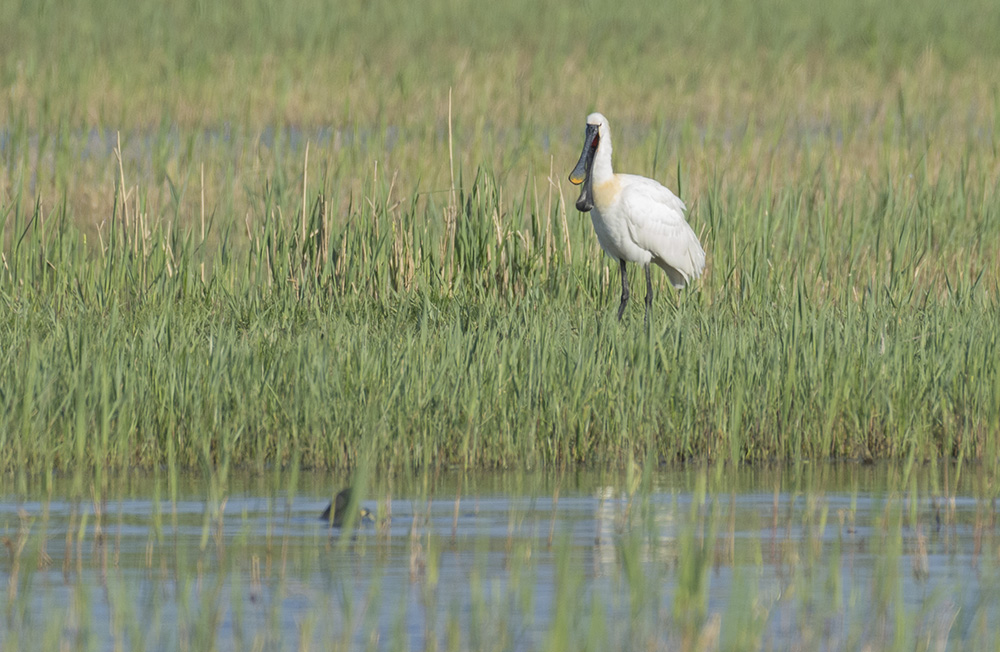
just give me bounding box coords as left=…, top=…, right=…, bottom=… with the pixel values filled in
left=2, top=510, right=34, bottom=602
left=2, top=473, right=1000, bottom=650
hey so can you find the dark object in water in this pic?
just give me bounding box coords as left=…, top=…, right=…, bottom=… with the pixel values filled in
left=320, top=488, right=375, bottom=527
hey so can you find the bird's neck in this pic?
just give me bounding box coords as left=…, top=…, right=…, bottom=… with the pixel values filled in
left=591, top=145, right=615, bottom=184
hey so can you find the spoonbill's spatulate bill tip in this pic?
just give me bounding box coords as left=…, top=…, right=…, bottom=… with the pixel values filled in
left=569, top=112, right=705, bottom=320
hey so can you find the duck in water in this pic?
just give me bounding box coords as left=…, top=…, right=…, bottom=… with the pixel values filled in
left=320, top=488, right=375, bottom=527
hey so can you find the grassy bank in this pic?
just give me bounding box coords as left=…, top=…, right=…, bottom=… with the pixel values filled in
left=1, top=0, right=999, bottom=474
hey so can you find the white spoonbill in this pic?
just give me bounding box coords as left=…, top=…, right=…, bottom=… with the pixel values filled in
left=569, top=112, right=705, bottom=321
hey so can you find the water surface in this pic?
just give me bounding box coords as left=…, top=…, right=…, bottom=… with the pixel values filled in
left=1, top=464, right=998, bottom=650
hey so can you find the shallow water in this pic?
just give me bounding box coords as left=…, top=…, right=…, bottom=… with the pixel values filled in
left=2, top=464, right=998, bottom=651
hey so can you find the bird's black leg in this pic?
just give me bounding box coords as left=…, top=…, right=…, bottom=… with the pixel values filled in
left=617, top=259, right=629, bottom=321
left=644, top=264, right=653, bottom=325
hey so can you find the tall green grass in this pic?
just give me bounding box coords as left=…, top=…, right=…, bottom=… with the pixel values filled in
left=4, top=0, right=1000, bottom=129
left=2, top=127, right=997, bottom=474
left=2, top=0, right=999, bottom=474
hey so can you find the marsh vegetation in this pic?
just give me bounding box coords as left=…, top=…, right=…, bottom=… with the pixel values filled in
left=3, top=0, right=998, bottom=476
left=2, top=2, right=1000, bottom=646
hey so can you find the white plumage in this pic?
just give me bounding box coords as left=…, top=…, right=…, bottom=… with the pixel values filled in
left=569, top=112, right=705, bottom=320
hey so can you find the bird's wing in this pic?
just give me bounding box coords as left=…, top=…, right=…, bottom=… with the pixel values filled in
left=619, top=175, right=705, bottom=285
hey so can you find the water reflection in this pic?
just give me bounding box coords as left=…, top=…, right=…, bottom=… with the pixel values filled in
left=1, top=464, right=998, bottom=650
